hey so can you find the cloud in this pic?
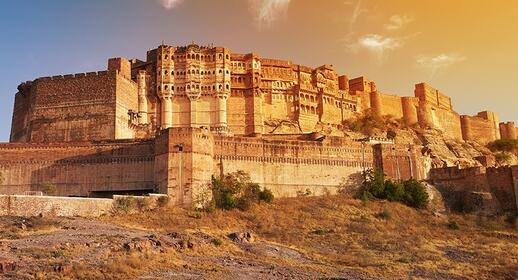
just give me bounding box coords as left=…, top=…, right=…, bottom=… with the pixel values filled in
left=159, top=0, right=184, bottom=9
left=348, top=34, right=403, bottom=63
left=416, top=53, right=466, bottom=77
left=248, top=0, right=291, bottom=31
left=343, top=0, right=367, bottom=39
left=384, top=15, right=413, bottom=31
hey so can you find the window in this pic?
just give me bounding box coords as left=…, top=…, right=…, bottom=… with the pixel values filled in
left=225, top=54, right=229, bottom=60
left=218, top=54, right=222, bottom=60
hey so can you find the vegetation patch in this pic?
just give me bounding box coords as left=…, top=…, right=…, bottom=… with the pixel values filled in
left=357, top=169, right=429, bottom=209
left=488, top=139, right=518, bottom=152
left=210, top=170, right=274, bottom=211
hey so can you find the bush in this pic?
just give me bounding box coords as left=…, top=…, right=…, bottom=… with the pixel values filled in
left=40, top=182, right=57, bottom=195
left=402, top=179, right=429, bottom=209
left=113, top=196, right=136, bottom=214
left=488, top=139, right=518, bottom=152
left=211, top=239, right=223, bottom=246
left=135, top=197, right=152, bottom=211
left=505, top=212, right=517, bottom=228
left=343, top=111, right=404, bottom=136
left=258, top=189, right=274, bottom=203
left=356, top=169, right=429, bottom=209
left=495, top=152, right=511, bottom=164
left=211, top=171, right=274, bottom=211
left=156, top=195, right=171, bottom=208
left=448, top=220, right=460, bottom=230
left=375, top=209, right=392, bottom=220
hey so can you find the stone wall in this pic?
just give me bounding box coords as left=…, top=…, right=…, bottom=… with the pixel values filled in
left=460, top=112, right=501, bottom=144
left=214, top=135, right=375, bottom=196
left=429, top=166, right=518, bottom=211
left=0, top=195, right=113, bottom=217
left=0, top=141, right=155, bottom=196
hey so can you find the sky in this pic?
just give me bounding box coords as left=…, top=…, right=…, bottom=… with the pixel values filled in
left=0, top=0, right=517, bottom=141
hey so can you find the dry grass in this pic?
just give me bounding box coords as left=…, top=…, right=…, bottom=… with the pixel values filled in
left=104, top=195, right=518, bottom=279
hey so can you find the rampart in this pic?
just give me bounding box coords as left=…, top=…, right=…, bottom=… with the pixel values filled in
left=0, top=140, right=155, bottom=197
left=0, top=128, right=425, bottom=206
left=429, top=166, right=518, bottom=211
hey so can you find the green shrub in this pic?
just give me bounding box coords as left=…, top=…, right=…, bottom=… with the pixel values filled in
left=402, top=179, right=429, bottom=209
left=156, top=195, right=171, bottom=208
left=211, top=239, right=223, bottom=246
left=211, top=171, right=274, bottom=211
left=375, top=209, right=392, bottom=220
left=505, top=212, right=517, bottom=228
left=384, top=180, right=405, bottom=202
left=258, top=189, right=274, bottom=203
left=135, top=197, right=152, bottom=211
left=356, top=169, right=429, bottom=209
left=448, top=220, right=460, bottom=230
left=495, top=152, right=511, bottom=164
left=113, top=196, right=136, bottom=214
left=488, top=139, right=518, bottom=152
left=40, top=182, right=57, bottom=195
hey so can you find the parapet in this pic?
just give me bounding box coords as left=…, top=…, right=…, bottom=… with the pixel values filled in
left=349, top=76, right=372, bottom=93
left=108, top=57, right=131, bottom=80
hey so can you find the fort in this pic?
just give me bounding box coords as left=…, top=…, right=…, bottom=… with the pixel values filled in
left=1, top=43, right=517, bottom=209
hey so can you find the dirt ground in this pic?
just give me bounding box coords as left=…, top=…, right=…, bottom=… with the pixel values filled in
left=0, top=195, right=517, bottom=279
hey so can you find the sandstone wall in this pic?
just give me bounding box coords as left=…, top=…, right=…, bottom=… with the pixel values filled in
left=460, top=113, right=500, bottom=144
left=213, top=136, right=373, bottom=196
left=429, top=166, right=518, bottom=211
left=115, top=73, right=139, bottom=139
left=0, top=141, right=155, bottom=196
left=373, top=144, right=427, bottom=180
left=499, top=122, right=517, bottom=140
left=0, top=195, right=113, bottom=217
left=11, top=72, right=118, bottom=142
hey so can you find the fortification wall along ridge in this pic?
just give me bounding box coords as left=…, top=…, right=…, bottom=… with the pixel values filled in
left=2, top=43, right=518, bottom=208
left=430, top=166, right=518, bottom=211
left=0, top=128, right=424, bottom=205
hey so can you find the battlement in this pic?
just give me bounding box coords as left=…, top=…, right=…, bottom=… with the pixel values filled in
left=35, top=71, right=110, bottom=82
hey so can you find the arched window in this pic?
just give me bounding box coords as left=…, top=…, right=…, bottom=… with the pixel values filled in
left=165, top=55, right=168, bottom=59
left=225, top=54, right=229, bottom=60
left=213, top=85, right=215, bottom=90
left=226, top=84, right=229, bottom=90
left=218, top=54, right=222, bottom=60
left=187, top=84, right=191, bottom=89
left=196, top=54, right=199, bottom=60
left=219, top=84, right=222, bottom=90
left=171, top=71, right=174, bottom=76
left=219, top=69, right=222, bottom=74
left=196, top=69, right=199, bottom=74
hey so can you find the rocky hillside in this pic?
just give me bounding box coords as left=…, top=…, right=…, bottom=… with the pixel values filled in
left=0, top=195, right=516, bottom=279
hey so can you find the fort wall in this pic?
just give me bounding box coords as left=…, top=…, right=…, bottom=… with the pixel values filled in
left=213, top=135, right=374, bottom=196
left=499, top=121, right=517, bottom=140
left=460, top=112, right=501, bottom=144
left=429, top=166, right=518, bottom=211
left=0, top=141, right=155, bottom=196
left=0, top=195, right=113, bottom=217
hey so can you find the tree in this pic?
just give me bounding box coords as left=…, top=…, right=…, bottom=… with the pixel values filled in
left=40, top=182, right=57, bottom=195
